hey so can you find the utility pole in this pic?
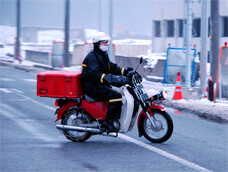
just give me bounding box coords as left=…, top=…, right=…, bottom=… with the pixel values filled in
left=64, top=0, right=70, bottom=67
left=108, top=0, right=114, bottom=62
left=210, top=0, right=220, bottom=82
left=200, top=0, right=208, bottom=97
left=185, top=0, right=193, bottom=87
left=98, top=0, right=102, bottom=31
left=15, top=0, right=21, bottom=62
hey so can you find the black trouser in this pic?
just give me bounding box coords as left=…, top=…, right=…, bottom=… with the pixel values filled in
left=83, top=85, right=122, bottom=120
left=105, top=90, right=122, bottom=120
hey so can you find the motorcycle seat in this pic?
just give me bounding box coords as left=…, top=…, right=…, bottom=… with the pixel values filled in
left=85, top=94, right=98, bottom=102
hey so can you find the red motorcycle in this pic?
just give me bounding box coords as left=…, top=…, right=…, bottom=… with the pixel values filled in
left=37, top=58, right=173, bottom=143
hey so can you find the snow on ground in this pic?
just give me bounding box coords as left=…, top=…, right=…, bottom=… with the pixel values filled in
left=167, top=99, right=228, bottom=122
left=142, top=79, right=228, bottom=123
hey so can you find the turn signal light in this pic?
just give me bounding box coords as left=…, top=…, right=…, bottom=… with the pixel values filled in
left=55, top=99, right=59, bottom=107
left=151, top=97, right=154, bottom=101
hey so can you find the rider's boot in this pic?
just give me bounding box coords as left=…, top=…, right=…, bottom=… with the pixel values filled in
left=102, top=103, right=121, bottom=133
left=101, top=119, right=119, bottom=133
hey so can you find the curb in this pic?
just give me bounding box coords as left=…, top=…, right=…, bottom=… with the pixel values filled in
left=0, top=59, right=57, bottom=73
left=163, top=100, right=228, bottom=124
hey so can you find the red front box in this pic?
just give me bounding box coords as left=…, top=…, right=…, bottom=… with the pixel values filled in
left=37, top=71, right=82, bottom=98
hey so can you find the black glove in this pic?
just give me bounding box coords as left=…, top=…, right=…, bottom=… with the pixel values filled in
left=126, top=71, right=135, bottom=79
left=123, top=67, right=134, bottom=76
left=126, top=67, right=134, bottom=73
left=103, top=74, right=130, bottom=87
left=126, top=71, right=142, bottom=83
left=121, top=76, right=131, bottom=85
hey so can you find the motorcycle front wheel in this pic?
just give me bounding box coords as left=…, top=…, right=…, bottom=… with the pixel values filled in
left=141, top=110, right=173, bottom=143
left=61, top=109, right=92, bottom=142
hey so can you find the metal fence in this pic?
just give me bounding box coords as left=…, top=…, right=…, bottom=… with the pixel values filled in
left=163, top=47, right=196, bottom=85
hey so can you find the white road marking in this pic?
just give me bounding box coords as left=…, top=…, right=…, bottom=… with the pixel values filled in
left=23, top=79, right=37, bottom=83
left=15, top=92, right=56, bottom=111
left=0, top=88, right=24, bottom=94
left=8, top=99, right=27, bottom=101
left=0, top=78, right=15, bottom=81
left=119, top=134, right=212, bottom=172
left=0, top=78, right=36, bottom=83
left=0, top=107, right=15, bottom=119
left=0, top=88, right=13, bottom=93
left=0, top=105, right=58, bottom=142
left=16, top=119, right=57, bottom=142
left=11, top=88, right=24, bottom=94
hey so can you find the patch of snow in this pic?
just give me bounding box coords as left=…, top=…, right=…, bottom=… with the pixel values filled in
left=0, top=25, right=16, bottom=43
left=146, top=76, right=163, bottom=80
left=38, top=30, right=64, bottom=45
left=113, top=39, right=151, bottom=45
left=142, top=80, right=228, bottom=122
left=62, top=66, right=82, bottom=71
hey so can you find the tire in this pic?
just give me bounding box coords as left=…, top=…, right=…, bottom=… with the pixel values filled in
left=141, top=110, right=173, bottom=143
left=61, top=108, right=92, bottom=142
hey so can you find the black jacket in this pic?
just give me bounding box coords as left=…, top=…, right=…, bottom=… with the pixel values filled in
left=81, top=43, right=130, bottom=94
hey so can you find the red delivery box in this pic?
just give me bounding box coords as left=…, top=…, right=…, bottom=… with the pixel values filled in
left=37, top=71, right=82, bottom=98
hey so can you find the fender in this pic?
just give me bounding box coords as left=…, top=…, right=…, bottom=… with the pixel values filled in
left=137, top=105, right=166, bottom=126
left=55, top=101, right=77, bottom=122
left=137, top=105, right=166, bottom=137
left=55, top=99, right=108, bottom=122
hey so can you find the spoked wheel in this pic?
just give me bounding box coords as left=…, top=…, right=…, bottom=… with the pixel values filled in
left=141, top=110, right=173, bottom=143
left=61, top=109, right=92, bottom=142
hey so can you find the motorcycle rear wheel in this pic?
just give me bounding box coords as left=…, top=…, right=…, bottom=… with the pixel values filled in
left=61, top=109, right=92, bottom=142
left=141, top=110, right=173, bottom=143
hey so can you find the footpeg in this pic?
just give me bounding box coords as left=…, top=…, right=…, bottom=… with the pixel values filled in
left=101, top=131, right=118, bottom=138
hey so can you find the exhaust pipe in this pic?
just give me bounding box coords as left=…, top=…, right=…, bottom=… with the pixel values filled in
left=56, top=125, right=101, bottom=133
left=56, top=125, right=118, bottom=138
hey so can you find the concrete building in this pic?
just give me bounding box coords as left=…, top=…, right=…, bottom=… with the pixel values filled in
left=151, top=0, right=228, bottom=53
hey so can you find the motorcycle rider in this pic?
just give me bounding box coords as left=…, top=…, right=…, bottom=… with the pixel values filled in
left=81, top=32, right=133, bottom=132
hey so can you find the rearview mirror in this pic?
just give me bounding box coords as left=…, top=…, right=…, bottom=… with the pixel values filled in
left=140, top=57, right=143, bottom=64
left=135, top=57, right=143, bottom=72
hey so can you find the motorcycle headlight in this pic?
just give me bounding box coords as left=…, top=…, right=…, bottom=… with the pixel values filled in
left=161, top=90, right=168, bottom=99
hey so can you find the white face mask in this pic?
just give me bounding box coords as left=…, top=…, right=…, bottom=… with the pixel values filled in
left=100, top=45, right=109, bottom=52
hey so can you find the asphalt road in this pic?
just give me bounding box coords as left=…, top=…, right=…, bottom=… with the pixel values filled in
left=1, top=66, right=228, bottom=172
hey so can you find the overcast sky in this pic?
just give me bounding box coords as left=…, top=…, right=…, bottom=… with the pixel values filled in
left=0, top=0, right=160, bottom=36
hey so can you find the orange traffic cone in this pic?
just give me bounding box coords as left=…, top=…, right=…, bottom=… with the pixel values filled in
left=173, top=72, right=183, bottom=100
